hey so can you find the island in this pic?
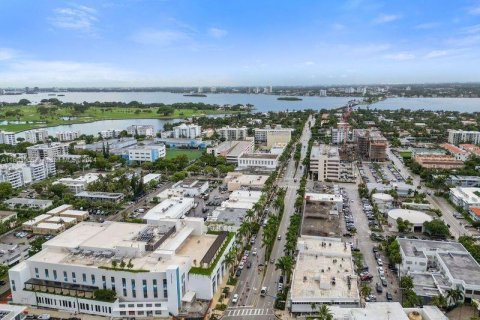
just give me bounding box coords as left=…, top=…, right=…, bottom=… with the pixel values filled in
left=277, top=96, right=303, bottom=101
left=183, top=94, right=207, bottom=97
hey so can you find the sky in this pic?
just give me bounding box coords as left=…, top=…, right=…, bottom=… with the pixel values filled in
left=1, top=0, right=480, bottom=87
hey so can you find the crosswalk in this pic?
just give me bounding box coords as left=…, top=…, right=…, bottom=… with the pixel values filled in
left=224, top=308, right=273, bottom=317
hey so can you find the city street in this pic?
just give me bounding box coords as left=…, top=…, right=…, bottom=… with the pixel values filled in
left=224, top=115, right=314, bottom=319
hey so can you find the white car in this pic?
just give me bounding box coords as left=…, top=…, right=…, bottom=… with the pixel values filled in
left=239, top=262, right=245, bottom=270
left=37, top=315, right=51, bottom=320
left=377, top=258, right=383, bottom=266
left=252, top=248, right=257, bottom=256
left=232, top=293, right=239, bottom=304
left=278, top=283, right=283, bottom=291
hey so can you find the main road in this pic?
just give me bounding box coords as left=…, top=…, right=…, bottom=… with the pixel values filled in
left=224, top=115, right=314, bottom=319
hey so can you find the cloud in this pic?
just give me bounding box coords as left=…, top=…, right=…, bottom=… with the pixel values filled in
left=208, top=27, right=228, bottom=39
left=131, top=29, right=191, bottom=46
left=461, top=24, right=480, bottom=34
left=467, top=3, right=480, bottom=15
left=384, top=52, right=415, bottom=61
left=304, top=61, right=315, bottom=66
left=332, top=23, right=347, bottom=31
left=373, top=14, right=401, bottom=24
left=0, top=48, right=17, bottom=61
left=415, top=22, right=439, bottom=30
left=49, top=5, right=98, bottom=33
left=424, top=50, right=448, bottom=59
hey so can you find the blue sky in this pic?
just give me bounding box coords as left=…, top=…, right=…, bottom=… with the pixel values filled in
left=0, top=0, right=480, bottom=86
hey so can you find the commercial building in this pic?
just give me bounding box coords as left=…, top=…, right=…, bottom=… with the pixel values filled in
left=206, top=140, right=254, bottom=164
left=355, top=130, right=387, bottom=162
left=439, top=143, right=469, bottom=161
left=469, top=207, right=480, bottom=222
left=99, top=129, right=122, bottom=139
left=366, top=182, right=415, bottom=197
left=75, top=191, right=124, bottom=203
left=0, top=130, right=16, bottom=145
left=398, top=238, right=480, bottom=304
left=387, top=209, right=433, bottom=233
left=173, top=124, right=201, bottom=139
left=22, top=212, right=77, bottom=235
left=47, top=204, right=89, bottom=222
left=24, top=129, right=49, bottom=144
left=0, top=210, right=17, bottom=224
left=4, top=198, right=53, bottom=210
left=309, top=144, right=355, bottom=182
left=449, top=187, right=480, bottom=210
left=448, top=129, right=480, bottom=145
left=127, top=145, right=166, bottom=162
left=460, top=143, right=480, bottom=157
left=0, top=243, right=29, bottom=267
left=414, top=154, right=464, bottom=169
left=254, top=125, right=293, bottom=148
left=221, top=190, right=262, bottom=210
left=371, top=193, right=394, bottom=214
left=217, top=126, right=248, bottom=141
left=9, top=219, right=235, bottom=318
left=55, top=131, right=80, bottom=142
left=0, top=158, right=56, bottom=188
left=53, top=173, right=102, bottom=194
left=144, top=197, right=195, bottom=224
left=127, top=125, right=155, bottom=138
left=289, top=236, right=359, bottom=314
left=27, top=142, right=69, bottom=160
left=172, top=179, right=209, bottom=197
left=445, top=175, right=480, bottom=187
left=206, top=207, right=248, bottom=232
left=301, top=193, right=343, bottom=237
left=237, top=153, right=279, bottom=170
left=223, top=172, right=268, bottom=191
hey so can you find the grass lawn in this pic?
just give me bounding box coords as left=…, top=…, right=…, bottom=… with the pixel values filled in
left=399, top=151, right=412, bottom=159
left=165, top=148, right=203, bottom=161
left=0, top=105, right=239, bottom=132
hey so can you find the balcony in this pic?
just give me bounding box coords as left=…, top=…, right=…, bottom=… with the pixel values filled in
left=25, top=278, right=99, bottom=299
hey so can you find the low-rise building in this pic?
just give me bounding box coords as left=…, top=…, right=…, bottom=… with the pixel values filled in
left=173, top=124, right=201, bottom=139
left=302, top=193, right=343, bottom=237
left=289, top=236, right=359, bottom=314
left=56, top=131, right=80, bottom=142
left=439, top=143, right=469, bottom=161
left=4, top=198, right=53, bottom=210
left=398, top=238, right=480, bottom=304
left=221, top=190, right=262, bottom=210
left=460, top=143, right=480, bottom=157
left=0, top=243, right=29, bottom=267
left=127, top=125, right=155, bottom=138
left=206, top=140, right=254, bottom=163
left=75, top=191, right=124, bottom=203
left=387, top=209, right=433, bottom=233
left=414, top=154, right=464, bottom=169
left=217, top=126, right=248, bottom=141
left=371, top=193, right=394, bottom=214
left=0, top=130, right=16, bottom=145
left=127, top=145, right=166, bottom=162
left=449, top=187, right=480, bottom=210
left=309, top=144, right=355, bottom=182
left=206, top=207, right=248, bottom=232
left=445, top=175, right=480, bottom=187
left=173, top=179, right=209, bottom=197
left=223, top=172, right=268, bottom=191
left=99, top=129, right=122, bottom=139
left=237, top=153, right=279, bottom=170
left=143, top=173, right=161, bottom=185
left=24, top=129, right=49, bottom=144
left=144, top=197, right=195, bottom=224
left=53, top=172, right=101, bottom=194
left=0, top=210, right=17, bottom=224
left=366, top=182, right=415, bottom=197
left=27, top=142, right=69, bottom=160
left=469, top=207, right=480, bottom=222
left=47, top=204, right=89, bottom=222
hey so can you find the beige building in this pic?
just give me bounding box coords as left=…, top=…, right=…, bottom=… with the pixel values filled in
left=254, top=126, right=293, bottom=148
left=223, top=172, right=269, bottom=191
left=414, top=154, right=464, bottom=169
left=309, top=144, right=355, bottom=182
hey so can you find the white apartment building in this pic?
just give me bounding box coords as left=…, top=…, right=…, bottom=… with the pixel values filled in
left=24, top=129, right=49, bottom=144
left=127, top=145, right=166, bottom=162
left=290, top=236, right=359, bottom=314
left=310, top=144, right=355, bottom=182
left=448, top=129, right=480, bottom=145
left=398, top=238, right=480, bottom=304
left=100, top=129, right=122, bottom=139
left=0, top=130, right=16, bottom=145
left=4, top=198, right=53, bottom=210
left=206, top=140, right=254, bottom=164
left=254, top=126, right=293, bottom=148
left=217, top=126, right=248, bottom=141
left=127, top=125, right=155, bottom=138
left=449, top=187, right=480, bottom=210
left=27, top=142, right=69, bottom=160
left=9, top=218, right=235, bottom=318
left=56, top=131, right=80, bottom=142
left=53, top=173, right=102, bottom=194
left=144, top=197, right=195, bottom=224
left=237, top=153, right=279, bottom=170
left=173, top=124, right=201, bottom=139
left=0, top=158, right=56, bottom=188
left=319, top=89, right=327, bottom=97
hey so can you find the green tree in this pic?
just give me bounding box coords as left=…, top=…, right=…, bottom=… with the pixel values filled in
left=275, top=256, right=294, bottom=284
left=0, top=182, right=13, bottom=200
left=316, top=304, right=333, bottom=320
left=423, top=219, right=451, bottom=238
left=360, top=284, right=371, bottom=298
left=446, top=288, right=464, bottom=306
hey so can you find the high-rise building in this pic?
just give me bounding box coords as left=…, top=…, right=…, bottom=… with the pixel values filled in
left=448, top=130, right=480, bottom=145
left=0, top=158, right=56, bottom=188
left=309, top=144, right=354, bottom=182
left=24, top=129, right=49, bottom=144
left=56, top=131, right=80, bottom=142
left=0, top=130, right=16, bottom=145
left=26, top=142, right=69, bottom=160
left=217, top=126, right=248, bottom=141
left=319, top=89, right=327, bottom=97
left=173, top=124, right=201, bottom=139
left=355, top=130, right=387, bottom=162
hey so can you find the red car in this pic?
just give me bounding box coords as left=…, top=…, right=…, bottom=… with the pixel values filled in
left=361, top=274, right=373, bottom=281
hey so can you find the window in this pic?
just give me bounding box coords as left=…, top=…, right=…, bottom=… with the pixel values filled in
left=119, top=304, right=125, bottom=308
left=63, top=271, right=68, bottom=282
left=131, top=279, right=136, bottom=298
left=122, top=278, right=127, bottom=296
left=153, top=279, right=158, bottom=298
left=44, top=269, right=49, bottom=279
left=82, top=273, right=87, bottom=282
left=72, top=272, right=76, bottom=283
left=163, top=278, right=167, bottom=288
left=53, top=270, right=57, bottom=280
left=34, top=268, right=39, bottom=278
left=11, top=280, right=15, bottom=291
left=142, top=280, right=148, bottom=298
left=102, top=275, right=106, bottom=289
left=91, top=274, right=95, bottom=284
left=111, top=276, right=116, bottom=290
left=155, top=303, right=162, bottom=307
left=163, top=289, right=168, bottom=298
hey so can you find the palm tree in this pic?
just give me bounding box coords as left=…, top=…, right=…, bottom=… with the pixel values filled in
left=224, top=250, right=236, bottom=277
left=430, top=294, right=447, bottom=309
left=245, top=209, right=255, bottom=221
left=446, top=288, right=464, bottom=307
left=317, top=304, right=333, bottom=320
left=360, top=284, right=372, bottom=299
left=275, top=256, right=294, bottom=284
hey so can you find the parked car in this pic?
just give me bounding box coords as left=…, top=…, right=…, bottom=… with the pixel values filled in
left=232, top=293, right=239, bottom=304
left=376, top=282, right=383, bottom=293
left=381, top=278, right=388, bottom=287
left=386, top=292, right=393, bottom=301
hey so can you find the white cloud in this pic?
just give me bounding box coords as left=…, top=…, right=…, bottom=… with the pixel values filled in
left=208, top=27, right=228, bottom=39
left=461, top=24, right=480, bottom=34
left=415, top=22, right=439, bottom=30
left=49, top=5, right=98, bottom=33
left=0, top=48, right=17, bottom=61
left=467, top=3, right=480, bottom=15
left=373, top=14, right=401, bottom=24
left=332, top=23, right=347, bottom=31
left=131, top=29, right=190, bottom=46
left=304, top=61, right=315, bottom=66
left=384, top=52, right=415, bottom=61
left=424, top=50, right=448, bottom=59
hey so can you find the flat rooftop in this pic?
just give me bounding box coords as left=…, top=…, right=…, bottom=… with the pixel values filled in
left=438, top=252, right=480, bottom=286
left=301, top=195, right=341, bottom=237
left=291, top=236, right=359, bottom=302
left=239, top=153, right=279, bottom=159
left=207, top=207, right=247, bottom=228
left=0, top=210, right=16, bottom=219
left=398, top=238, right=466, bottom=258
left=310, top=144, right=340, bottom=160
left=144, top=197, right=194, bottom=221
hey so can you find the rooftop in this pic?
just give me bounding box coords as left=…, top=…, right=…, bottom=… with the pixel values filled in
left=310, top=144, right=340, bottom=160
left=0, top=210, right=16, bottom=219
left=206, top=207, right=247, bottom=228
left=4, top=198, right=53, bottom=206
left=450, top=187, right=480, bottom=204
left=398, top=238, right=465, bottom=259
left=302, top=193, right=342, bottom=237
left=144, top=197, right=194, bottom=221
left=239, top=153, right=279, bottom=159
left=75, top=191, right=124, bottom=199
left=440, top=143, right=468, bottom=155
left=387, top=209, right=433, bottom=224
left=437, top=251, right=480, bottom=286
left=291, top=236, right=359, bottom=302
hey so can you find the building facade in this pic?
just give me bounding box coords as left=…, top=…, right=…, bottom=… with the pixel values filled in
left=237, top=153, right=279, bottom=170
left=56, top=131, right=80, bottom=142
left=448, top=130, right=480, bottom=145
left=0, top=158, right=56, bottom=188
left=127, top=145, right=166, bottom=163
left=0, top=130, right=16, bottom=145
left=127, top=125, right=155, bottom=138
left=309, top=144, right=355, bottom=182
left=27, top=143, right=69, bottom=160
left=173, top=124, right=201, bottom=139
left=254, top=126, right=293, bottom=147
left=24, top=129, right=49, bottom=144
left=217, top=126, right=248, bottom=141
